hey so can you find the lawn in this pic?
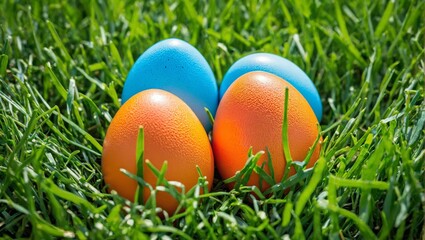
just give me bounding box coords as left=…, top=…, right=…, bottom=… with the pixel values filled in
left=0, top=0, right=424, bottom=239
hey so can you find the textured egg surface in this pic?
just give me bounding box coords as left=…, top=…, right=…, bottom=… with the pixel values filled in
left=219, top=53, right=322, bottom=121
left=122, top=38, right=218, bottom=131
left=213, top=71, right=321, bottom=190
left=102, top=89, right=214, bottom=214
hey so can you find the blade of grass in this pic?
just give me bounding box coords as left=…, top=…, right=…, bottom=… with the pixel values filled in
left=281, top=87, right=293, bottom=181
left=134, top=126, right=144, bottom=205
left=46, top=20, right=72, bottom=63
left=374, top=0, right=395, bottom=38
left=295, top=157, right=326, bottom=216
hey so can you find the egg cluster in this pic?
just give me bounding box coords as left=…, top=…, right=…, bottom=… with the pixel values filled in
left=102, top=38, right=322, bottom=214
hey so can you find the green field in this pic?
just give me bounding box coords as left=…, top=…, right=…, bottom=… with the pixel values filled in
left=1, top=0, right=424, bottom=239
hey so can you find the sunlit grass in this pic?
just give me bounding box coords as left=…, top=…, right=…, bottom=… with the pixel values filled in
left=0, top=0, right=424, bottom=239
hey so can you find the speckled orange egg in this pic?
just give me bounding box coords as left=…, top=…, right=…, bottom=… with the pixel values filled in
left=102, top=89, right=214, bottom=214
left=213, top=71, right=321, bottom=190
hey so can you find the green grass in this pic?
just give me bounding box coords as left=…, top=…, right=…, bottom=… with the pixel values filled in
left=0, top=0, right=424, bottom=239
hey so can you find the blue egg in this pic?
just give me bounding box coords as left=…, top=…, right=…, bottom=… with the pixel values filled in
left=122, top=38, right=218, bottom=131
left=220, top=53, right=323, bottom=121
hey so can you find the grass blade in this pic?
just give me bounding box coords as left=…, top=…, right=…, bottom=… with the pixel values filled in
left=374, top=0, right=395, bottom=38
left=46, top=20, right=72, bottom=63
left=295, top=157, right=326, bottom=215
left=281, top=87, right=293, bottom=181
left=0, top=54, right=8, bottom=77
left=135, top=126, right=145, bottom=205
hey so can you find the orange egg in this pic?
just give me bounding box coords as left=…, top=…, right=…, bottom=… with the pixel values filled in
left=102, top=89, right=214, bottom=214
left=213, top=71, right=321, bottom=190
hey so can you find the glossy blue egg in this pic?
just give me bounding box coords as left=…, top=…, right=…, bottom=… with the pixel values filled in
left=219, top=53, right=322, bottom=121
left=122, top=38, right=218, bottom=131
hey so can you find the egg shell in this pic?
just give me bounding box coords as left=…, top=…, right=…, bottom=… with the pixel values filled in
left=219, top=53, right=322, bottom=121
left=102, top=89, right=214, bottom=214
left=213, top=71, right=321, bottom=190
left=122, top=38, right=218, bottom=131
